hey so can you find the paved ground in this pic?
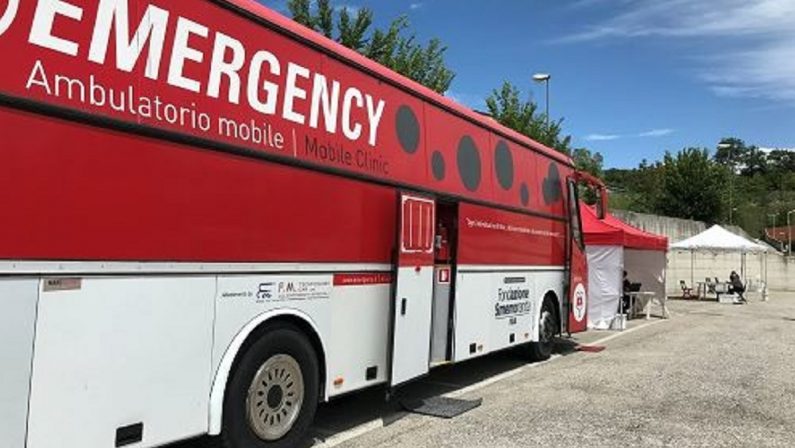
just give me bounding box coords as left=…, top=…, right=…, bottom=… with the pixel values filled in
left=176, top=293, right=795, bottom=448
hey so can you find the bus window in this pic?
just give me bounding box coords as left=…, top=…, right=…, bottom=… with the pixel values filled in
left=568, top=181, right=584, bottom=250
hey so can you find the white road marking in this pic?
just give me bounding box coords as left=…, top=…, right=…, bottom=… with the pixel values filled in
left=447, top=319, right=670, bottom=399
left=312, top=319, right=667, bottom=447
left=445, top=355, right=561, bottom=398
left=586, top=318, right=669, bottom=346
left=314, top=420, right=385, bottom=448
left=421, top=380, right=468, bottom=389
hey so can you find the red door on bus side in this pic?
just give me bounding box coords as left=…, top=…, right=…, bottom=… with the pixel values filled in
left=566, top=179, right=589, bottom=333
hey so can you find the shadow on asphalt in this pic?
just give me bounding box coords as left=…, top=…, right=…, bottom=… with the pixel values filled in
left=168, top=338, right=582, bottom=448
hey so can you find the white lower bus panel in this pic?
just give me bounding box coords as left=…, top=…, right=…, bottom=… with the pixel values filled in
left=26, top=276, right=216, bottom=448
left=213, top=273, right=391, bottom=400
left=453, top=268, right=565, bottom=362
left=12, top=267, right=564, bottom=448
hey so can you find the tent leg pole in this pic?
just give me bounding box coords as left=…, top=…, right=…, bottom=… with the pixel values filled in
left=764, top=253, right=769, bottom=301
left=691, top=251, right=695, bottom=299
left=742, top=253, right=745, bottom=282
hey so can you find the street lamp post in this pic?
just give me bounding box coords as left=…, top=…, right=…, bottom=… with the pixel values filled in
left=788, top=209, right=795, bottom=257
left=717, top=142, right=735, bottom=225
left=769, top=213, right=783, bottom=252
left=533, top=73, right=551, bottom=127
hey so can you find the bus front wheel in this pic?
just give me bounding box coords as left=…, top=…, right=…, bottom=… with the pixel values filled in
left=223, top=323, right=319, bottom=448
left=527, top=298, right=557, bottom=362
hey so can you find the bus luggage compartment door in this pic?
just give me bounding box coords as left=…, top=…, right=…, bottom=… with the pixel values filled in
left=0, top=279, right=38, bottom=448
left=389, top=193, right=436, bottom=387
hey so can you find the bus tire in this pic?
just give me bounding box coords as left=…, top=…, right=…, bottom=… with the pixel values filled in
left=527, top=298, right=557, bottom=362
left=222, top=322, right=319, bottom=448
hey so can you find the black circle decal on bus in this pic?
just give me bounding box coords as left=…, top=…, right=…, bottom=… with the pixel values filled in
left=520, top=183, right=530, bottom=206
left=457, top=136, right=482, bottom=192
left=543, top=163, right=563, bottom=205
left=432, top=151, right=446, bottom=180
left=396, top=105, right=420, bottom=154
left=494, top=140, right=514, bottom=190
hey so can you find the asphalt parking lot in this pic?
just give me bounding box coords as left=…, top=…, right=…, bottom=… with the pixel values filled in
left=178, top=292, right=795, bottom=447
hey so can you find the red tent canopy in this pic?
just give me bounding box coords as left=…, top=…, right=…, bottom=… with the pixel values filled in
left=581, top=202, right=668, bottom=251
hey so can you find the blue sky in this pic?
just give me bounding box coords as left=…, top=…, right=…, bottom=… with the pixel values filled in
left=257, top=0, right=795, bottom=168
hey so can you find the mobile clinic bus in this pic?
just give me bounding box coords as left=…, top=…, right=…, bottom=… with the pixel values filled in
left=0, top=0, right=605, bottom=447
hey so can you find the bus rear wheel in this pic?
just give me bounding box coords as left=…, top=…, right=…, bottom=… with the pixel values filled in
left=527, top=298, right=557, bottom=362
left=223, top=323, right=319, bottom=448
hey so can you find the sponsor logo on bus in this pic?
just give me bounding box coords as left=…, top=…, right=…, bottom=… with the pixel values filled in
left=572, top=283, right=587, bottom=322
left=494, top=278, right=532, bottom=319
left=256, top=282, right=274, bottom=300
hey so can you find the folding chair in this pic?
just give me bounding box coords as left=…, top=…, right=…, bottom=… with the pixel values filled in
left=680, top=280, right=694, bottom=299
left=705, top=278, right=717, bottom=297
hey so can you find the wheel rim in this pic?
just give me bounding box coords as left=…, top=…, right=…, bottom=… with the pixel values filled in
left=246, top=354, right=305, bottom=441
left=539, top=309, right=556, bottom=344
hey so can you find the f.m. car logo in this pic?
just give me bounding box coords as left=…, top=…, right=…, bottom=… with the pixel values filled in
left=257, top=282, right=274, bottom=300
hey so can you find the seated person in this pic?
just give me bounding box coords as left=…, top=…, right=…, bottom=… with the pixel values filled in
left=622, top=272, right=643, bottom=313
left=729, top=271, right=746, bottom=302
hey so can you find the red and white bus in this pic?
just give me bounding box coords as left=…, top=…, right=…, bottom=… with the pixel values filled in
left=0, top=1, right=604, bottom=447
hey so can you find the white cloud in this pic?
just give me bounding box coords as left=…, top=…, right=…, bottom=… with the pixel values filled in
left=637, top=128, right=674, bottom=138
left=445, top=91, right=486, bottom=110
left=560, top=0, right=795, bottom=103
left=410, top=3, right=424, bottom=10
left=584, top=128, right=674, bottom=141
left=563, top=0, right=795, bottom=41
left=759, top=147, right=795, bottom=153
left=585, top=134, right=621, bottom=141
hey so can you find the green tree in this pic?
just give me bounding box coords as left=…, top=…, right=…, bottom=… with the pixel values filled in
left=572, top=147, right=603, bottom=178
left=286, top=0, right=454, bottom=93
left=603, top=160, right=664, bottom=214
left=606, top=139, right=794, bottom=239
left=714, top=137, right=748, bottom=167
left=733, top=174, right=770, bottom=236
left=768, top=149, right=795, bottom=174
left=740, top=147, right=768, bottom=176
left=485, top=81, right=573, bottom=155
left=571, top=147, right=604, bottom=203
left=657, top=148, right=726, bottom=223
left=715, top=137, right=769, bottom=176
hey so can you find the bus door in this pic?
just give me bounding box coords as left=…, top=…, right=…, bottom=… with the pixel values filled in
left=565, top=180, right=588, bottom=333
left=430, top=202, right=457, bottom=366
left=389, top=193, right=436, bottom=386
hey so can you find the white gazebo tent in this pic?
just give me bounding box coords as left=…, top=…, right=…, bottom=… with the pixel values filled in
left=670, top=225, right=769, bottom=294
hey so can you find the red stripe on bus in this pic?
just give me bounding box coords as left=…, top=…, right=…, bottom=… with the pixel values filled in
left=333, top=273, right=393, bottom=286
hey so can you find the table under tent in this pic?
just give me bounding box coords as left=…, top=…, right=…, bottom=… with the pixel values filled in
left=669, top=225, right=769, bottom=300
left=581, top=203, right=669, bottom=330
